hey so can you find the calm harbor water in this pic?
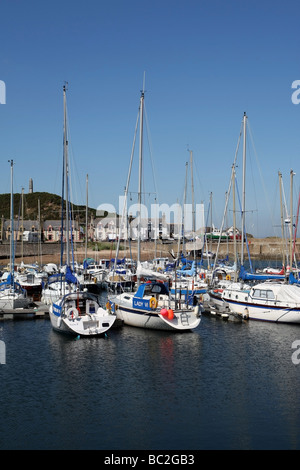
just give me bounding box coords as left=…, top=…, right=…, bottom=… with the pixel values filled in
left=1, top=302, right=300, bottom=450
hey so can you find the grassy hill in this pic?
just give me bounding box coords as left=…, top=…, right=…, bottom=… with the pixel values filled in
left=0, top=192, right=97, bottom=221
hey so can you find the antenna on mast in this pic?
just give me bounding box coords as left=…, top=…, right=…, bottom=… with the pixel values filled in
left=141, top=72, right=146, bottom=96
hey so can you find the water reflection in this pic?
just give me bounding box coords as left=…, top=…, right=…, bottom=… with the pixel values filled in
left=1, top=315, right=300, bottom=449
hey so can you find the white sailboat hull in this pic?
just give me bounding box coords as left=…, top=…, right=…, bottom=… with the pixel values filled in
left=116, top=306, right=201, bottom=331
left=223, top=283, right=300, bottom=323
left=49, top=291, right=116, bottom=336
left=226, top=299, right=300, bottom=323
left=113, top=296, right=201, bottom=331
left=49, top=308, right=116, bottom=336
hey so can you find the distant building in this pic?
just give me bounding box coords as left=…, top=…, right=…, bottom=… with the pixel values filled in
left=1, top=219, right=82, bottom=243
left=43, top=220, right=82, bottom=243
left=94, top=216, right=119, bottom=241
left=3, top=219, right=39, bottom=242
left=94, top=215, right=178, bottom=242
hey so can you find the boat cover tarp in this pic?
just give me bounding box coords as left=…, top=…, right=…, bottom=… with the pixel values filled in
left=136, top=262, right=168, bottom=280
left=252, top=282, right=300, bottom=304
left=65, top=266, right=79, bottom=285
left=289, top=272, right=300, bottom=285
left=239, top=265, right=285, bottom=281
left=177, top=261, right=196, bottom=276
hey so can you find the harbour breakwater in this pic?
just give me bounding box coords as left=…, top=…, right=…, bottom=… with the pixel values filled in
left=0, top=238, right=297, bottom=264
left=204, top=237, right=297, bottom=260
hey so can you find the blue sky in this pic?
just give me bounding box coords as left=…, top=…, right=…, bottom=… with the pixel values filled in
left=0, top=0, right=299, bottom=237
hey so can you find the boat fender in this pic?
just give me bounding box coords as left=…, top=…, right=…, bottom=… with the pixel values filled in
left=160, top=308, right=168, bottom=316
left=194, top=305, right=200, bottom=316
left=66, top=307, right=78, bottom=320
left=150, top=297, right=158, bottom=309
left=57, top=316, right=62, bottom=328
left=199, top=294, right=203, bottom=302
left=243, top=307, right=249, bottom=320
left=167, top=309, right=174, bottom=320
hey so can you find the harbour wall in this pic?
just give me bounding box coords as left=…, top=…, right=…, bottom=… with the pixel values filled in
left=0, top=238, right=297, bottom=264
left=0, top=241, right=61, bottom=260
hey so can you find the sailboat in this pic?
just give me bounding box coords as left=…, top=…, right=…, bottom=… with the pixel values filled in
left=49, top=85, right=116, bottom=336
left=218, top=114, right=300, bottom=323
left=221, top=281, right=300, bottom=323
left=109, top=82, right=201, bottom=331
left=0, top=160, right=31, bottom=310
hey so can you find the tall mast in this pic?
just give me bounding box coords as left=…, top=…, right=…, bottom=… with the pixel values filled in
left=182, top=161, right=188, bottom=254
left=209, top=191, right=213, bottom=254
left=137, top=81, right=145, bottom=266
left=189, top=150, right=196, bottom=262
left=21, top=187, right=24, bottom=263
left=63, top=83, right=70, bottom=267
left=8, top=159, right=14, bottom=281
left=189, top=150, right=195, bottom=236
left=177, top=162, right=188, bottom=257
left=292, top=189, right=300, bottom=264
left=38, top=197, right=41, bottom=266
left=114, top=108, right=140, bottom=270
left=278, top=172, right=285, bottom=267
left=289, top=169, right=294, bottom=267
left=241, top=112, right=247, bottom=266
left=85, top=174, right=88, bottom=262
left=232, top=164, right=237, bottom=281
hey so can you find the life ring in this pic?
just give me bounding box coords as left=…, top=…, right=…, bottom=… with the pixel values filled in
left=149, top=297, right=158, bottom=309
left=226, top=274, right=231, bottom=281
left=66, top=307, right=78, bottom=320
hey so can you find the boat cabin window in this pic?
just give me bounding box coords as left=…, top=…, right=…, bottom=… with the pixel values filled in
left=252, top=289, right=275, bottom=300
left=145, top=283, right=168, bottom=296
left=135, top=282, right=169, bottom=299
left=144, top=286, right=153, bottom=295
left=151, top=284, right=164, bottom=294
